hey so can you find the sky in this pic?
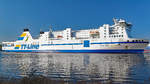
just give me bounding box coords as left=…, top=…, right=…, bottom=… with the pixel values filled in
left=0, top=0, right=150, bottom=41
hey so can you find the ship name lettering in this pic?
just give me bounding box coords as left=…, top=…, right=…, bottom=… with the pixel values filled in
left=21, top=44, right=39, bottom=49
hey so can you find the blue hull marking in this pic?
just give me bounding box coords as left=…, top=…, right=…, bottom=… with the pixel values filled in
left=84, top=40, right=90, bottom=47
left=3, top=49, right=144, bottom=53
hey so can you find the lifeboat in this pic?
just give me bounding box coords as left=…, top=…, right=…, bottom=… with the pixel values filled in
left=90, top=31, right=99, bottom=34
left=57, top=35, right=63, bottom=38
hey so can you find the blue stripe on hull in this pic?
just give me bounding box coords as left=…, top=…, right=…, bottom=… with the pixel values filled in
left=41, top=42, right=149, bottom=46
left=3, top=49, right=144, bottom=53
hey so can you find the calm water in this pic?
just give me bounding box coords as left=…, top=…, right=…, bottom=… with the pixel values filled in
left=0, top=52, right=150, bottom=84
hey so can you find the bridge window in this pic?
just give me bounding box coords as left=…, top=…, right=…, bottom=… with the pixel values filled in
left=2, top=43, right=14, bottom=47
left=2, top=44, right=5, bottom=47
left=11, top=44, right=14, bottom=46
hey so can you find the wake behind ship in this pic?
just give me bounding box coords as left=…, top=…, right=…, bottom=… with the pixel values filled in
left=2, top=18, right=149, bottom=53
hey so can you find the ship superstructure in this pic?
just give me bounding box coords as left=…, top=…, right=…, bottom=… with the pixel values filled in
left=2, top=18, right=149, bottom=53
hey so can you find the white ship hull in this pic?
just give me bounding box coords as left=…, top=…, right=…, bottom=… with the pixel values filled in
left=2, top=18, right=149, bottom=53
left=2, top=40, right=148, bottom=53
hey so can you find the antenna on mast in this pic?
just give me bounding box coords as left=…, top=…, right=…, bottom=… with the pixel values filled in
left=49, top=25, right=53, bottom=32
left=49, top=25, right=53, bottom=38
left=27, top=24, right=32, bottom=29
left=113, top=18, right=118, bottom=25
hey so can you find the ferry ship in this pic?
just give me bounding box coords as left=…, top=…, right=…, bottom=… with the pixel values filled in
left=2, top=18, right=149, bottom=53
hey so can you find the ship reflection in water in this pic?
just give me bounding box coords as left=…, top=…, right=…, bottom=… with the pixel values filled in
left=0, top=52, right=150, bottom=84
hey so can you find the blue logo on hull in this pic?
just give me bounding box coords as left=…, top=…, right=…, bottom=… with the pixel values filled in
left=21, top=44, right=39, bottom=49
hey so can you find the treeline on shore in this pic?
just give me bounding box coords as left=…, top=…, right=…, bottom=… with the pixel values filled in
left=0, top=44, right=1, bottom=51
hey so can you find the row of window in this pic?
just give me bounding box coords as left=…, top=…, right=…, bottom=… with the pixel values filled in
left=104, top=35, right=124, bottom=38
left=127, top=40, right=145, bottom=42
left=109, top=35, right=123, bottom=38
left=109, top=35, right=124, bottom=38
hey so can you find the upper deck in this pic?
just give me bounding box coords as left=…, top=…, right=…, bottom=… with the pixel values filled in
left=2, top=18, right=149, bottom=47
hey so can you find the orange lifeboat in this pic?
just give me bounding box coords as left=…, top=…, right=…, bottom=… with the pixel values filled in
left=57, top=35, right=63, bottom=38
left=90, top=31, right=99, bottom=34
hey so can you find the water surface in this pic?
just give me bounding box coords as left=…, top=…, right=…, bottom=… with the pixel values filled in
left=0, top=52, right=150, bottom=84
